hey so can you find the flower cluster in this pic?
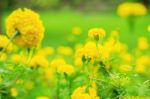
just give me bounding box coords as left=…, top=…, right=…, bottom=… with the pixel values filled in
left=0, top=7, right=150, bottom=99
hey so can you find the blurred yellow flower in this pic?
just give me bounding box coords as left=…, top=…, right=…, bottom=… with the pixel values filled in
left=138, top=37, right=149, bottom=50
left=57, top=46, right=73, bottom=56
left=88, top=28, right=106, bottom=41
left=43, top=67, right=55, bottom=82
left=0, top=34, right=13, bottom=52
left=10, top=88, right=18, bottom=97
left=36, top=96, right=50, bottom=99
left=57, top=64, right=74, bottom=75
left=29, top=55, right=49, bottom=68
left=72, top=27, right=81, bottom=35
left=11, top=54, right=26, bottom=64
left=74, top=57, right=83, bottom=67
left=117, top=2, right=147, bottom=17
left=6, top=8, right=44, bottom=48
left=71, top=86, right=100, bottom=99
left=37, top=47, right=54, bottom=57
left=136, top=56, right=150, bottom=73
left=50, top=58, right=66, bottom=70
left=75, top=41, right=99, bottom=63
left=0, top=52, right=7, bottom=62
left=147, top=25, right=150, bottom=32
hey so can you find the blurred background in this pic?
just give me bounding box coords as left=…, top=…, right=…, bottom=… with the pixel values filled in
left=0, top=0, right=150, bottom=48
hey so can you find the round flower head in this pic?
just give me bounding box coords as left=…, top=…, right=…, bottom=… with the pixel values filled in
left=88, top=28, right=106, bottom=41
left=6, top=8, right=44, bottom=48
left=117, top=2, right=147, bottom=17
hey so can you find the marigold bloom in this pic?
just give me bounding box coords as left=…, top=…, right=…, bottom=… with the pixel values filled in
left=11, top=54, right=26, bottom=64
left=29, top=55, right=49, bottom=68
left=10, top=88, right=18, bottom=97
left=57, top=46, right=73, bottom=56
left=117, top=2, right=147, bottom=17
left=36, top=96, right=50, bottom=99
left=71, top=86, right=100, bottom=99
left=50, top=58, right=66, bottom=70
left=0, top=34, right=13, bottom=52
left=75, top=41, right=100, bottom=63
left=138, top=37, right=149, bottom=50
left=57, top=64, right=74, bottom=75
left=88, top=28, right=106, bottom=41
left=6, top=8, right=44, bottom=48
left=0, top=52, right=7, bottom=62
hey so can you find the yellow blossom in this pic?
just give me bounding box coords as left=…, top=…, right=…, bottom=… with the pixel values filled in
left=117, top=2, right=147, bottom=17
left=10, top=88, right=18, bottom=97
left=50, top=58, right=66, bottom=71
left=88, top=28, right=106, bottom=41
left=71, top=86, right=100, bottom=99
left=37, top=47, right=54, bottom=57
left=11, top=54, right=26, bottom=64
left=0, top=52, right=7, bottom=61
left=57, top=64, right=74, bottom=75
left=6, top=8, right=44, bottom=48
left=75, top=41, right=99, bottom=63
left=0, top=34, right=13, bottom=52
left=29, top=55, right=49, bottom=68
left=138, top=37, right=149, bottom=50
left=36, top=96, right=50, bottom=99
left=147, top=25, right=150, bottom=32
left=57, top=46, right=73, bottom=56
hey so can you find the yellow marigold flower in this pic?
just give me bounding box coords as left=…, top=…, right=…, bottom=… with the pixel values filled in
left=147, top=25, right=150, bottom=32
left=136, top=56, right=150, bottom=73
left=110, top=30, right=119, bottom=36
left=11, top=54, right=26, bottom=64
left=71, top=86, right=100, bottom=99
left=50, top=58, right=66, bottom=71
left=6, top=8, right=44, bottom=48
left=43, top=67, right=56, bottom=83
left=136, top=56, right=149, bottom=66
left=0, top=52, right=7, bottom=62
left=57, top=46, right=73, bottom=56
left=138, top=37, right=149, bottom=50
left=98, top=44, right=110, bottom=60
left=72, top=27, right=81, bottom=35
left=74, top=57, right=83, bottom=67
left=117, top=2, right=147, bottom=17
left=75, top=41, right=99, bottom=63
left=10, top=88, right=18, bottom=97
left=36, top=96, right=50, bottom=99
left=88, top=28, right=106, bottom=41
left=29, top=55, right=49, bottom=68
left=37, top=47, right=54, bottom=57
left=57, top=64, right=74, bottom=75
left=0, top=34, right=13, bottom=52
left=121, top=53, right=132, bottom=63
